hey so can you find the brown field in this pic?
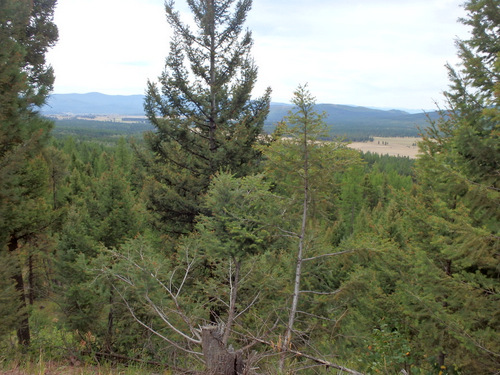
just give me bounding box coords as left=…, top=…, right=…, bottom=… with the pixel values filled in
left=348, top=137, right=421, bottom=159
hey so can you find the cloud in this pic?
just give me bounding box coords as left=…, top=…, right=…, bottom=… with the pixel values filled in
left=48, top=0, right=170, bottom=94
left=248, top=0, right=467, bottom=108
left=48, top=0, right=469, bottom=109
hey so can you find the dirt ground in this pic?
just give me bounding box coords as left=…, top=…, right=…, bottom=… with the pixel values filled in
left=348, top=137, right=421, bottom=159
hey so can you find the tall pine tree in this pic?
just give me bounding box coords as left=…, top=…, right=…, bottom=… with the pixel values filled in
left=0, top=0, right=58, bottom=347
left=412, top=0, right=499, bottom=371
left=142, top=0, right=271, bottom=235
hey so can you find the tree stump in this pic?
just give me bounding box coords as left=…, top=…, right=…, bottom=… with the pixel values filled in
left=201, top=326, right=244, bottom=375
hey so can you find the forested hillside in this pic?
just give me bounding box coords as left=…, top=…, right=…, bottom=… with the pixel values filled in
left=1, top=0, right=498, bottom=374
left=44, top=94, right=436, bottom=140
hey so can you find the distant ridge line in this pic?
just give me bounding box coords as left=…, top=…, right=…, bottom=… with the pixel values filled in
left=43, top=93, right=438, bottom=135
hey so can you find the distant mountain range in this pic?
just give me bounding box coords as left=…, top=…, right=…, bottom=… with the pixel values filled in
left=42, top=92, right=438, bottom=136
left=43, top=93, right=145, bottom=116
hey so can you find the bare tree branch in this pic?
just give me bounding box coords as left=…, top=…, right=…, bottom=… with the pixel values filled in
left=245, top=334, right=364, bottom=375
left=113, top=285, right=203, bottom=356
left=144, top=294, right=202, bottom=344
left=299, top=288, right=342, bottom=296
left=109, top=247, right=202, bottom=343
left=303, top=249, right=355, bottom=262
left=234, top=291, right=261, bottom=321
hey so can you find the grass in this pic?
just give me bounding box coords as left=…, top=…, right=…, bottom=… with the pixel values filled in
left=348, top=136, right=421, bottom=158
left=0, top=360, right=170, bottom=375
left=0, top=301, right=171, bottom=375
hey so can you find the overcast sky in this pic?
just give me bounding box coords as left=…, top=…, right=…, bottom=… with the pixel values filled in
left=47, top=0, right=469, bottom=110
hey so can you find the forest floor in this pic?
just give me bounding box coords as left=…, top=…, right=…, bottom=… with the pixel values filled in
left=0, top=362, right=166, bottom=375
left=348, top=136, right=421, bottom=158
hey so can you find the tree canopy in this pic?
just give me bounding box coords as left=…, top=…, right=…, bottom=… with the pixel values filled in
left=0, top=0, right=58, bottom=346
left=142, top=0, right=271, bottom=235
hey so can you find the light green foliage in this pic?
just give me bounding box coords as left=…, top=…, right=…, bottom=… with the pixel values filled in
left=361, top=324, right=413, bottom=374
left=410, top=1, right=499, bottom=372
left=100, top=176, right=289, bottom=368
left=259, top=85, right=363, bottom=371
left=262, top=85, right=361, bottom=225
left=197, top=172, right=277, bottom=260
left=53, top=139, right=150, bottom=354
left=329, top=2, right=500, bottom=372
left=195, top=172, right=284, bottom=342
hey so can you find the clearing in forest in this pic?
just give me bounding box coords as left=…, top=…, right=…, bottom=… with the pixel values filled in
left=348, top=136, right=421, bottom=159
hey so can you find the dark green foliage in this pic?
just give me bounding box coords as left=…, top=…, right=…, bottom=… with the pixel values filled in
left=50, top=137, right=151, bottom=356
left=0, top=251, right=23, bottom=338
left=397, top=1, right=499, bottom=372
left=0, top=0, right=58, bottom=347
left=142, top=0, right=271, bottom=234
left=361, top=151, right=414, bottom=176
left=52, top=119, right=154, bottom=141
left=264, top=103, right=438, bottom=138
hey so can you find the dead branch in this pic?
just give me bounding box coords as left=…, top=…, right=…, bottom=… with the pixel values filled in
left=245, top=335, right=365, bottom=375
left=113, top=285, right=203, bottom=356
left=302, top=249, right=355, bottom=262
left=111, top=246, right=201, bottom=341
left=144, top=294, right=202, bottom=344
left=299, top=288, right=342, bottom=295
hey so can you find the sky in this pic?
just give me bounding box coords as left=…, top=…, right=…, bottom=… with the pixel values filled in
left=47, top=0, right=470, bottom=110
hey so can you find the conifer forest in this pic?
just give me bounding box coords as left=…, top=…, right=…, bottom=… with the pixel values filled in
left=0, top=0, right=498, bottom=374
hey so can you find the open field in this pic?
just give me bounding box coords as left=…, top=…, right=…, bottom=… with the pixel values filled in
left=49, top=114, right=422, bottom=159
left=348, top=136, right=421, bottom=159
left=47, top=114, right=147, bottom=123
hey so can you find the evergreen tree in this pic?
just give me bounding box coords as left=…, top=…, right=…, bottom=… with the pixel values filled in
left=261, top=85, right=361, bottom=372
left=55, top=147, right=148, bottom=353
left=411, top=0, right=499, bottom=371
left=195, top=172, right=278, bottom=343
left=0, top=0, right=57, bottom=347
left=142, top=0, right=271, bottom=235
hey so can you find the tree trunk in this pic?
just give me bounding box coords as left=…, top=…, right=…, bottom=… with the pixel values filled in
left=28, top=250, right=34, bottom=305
left=202, top=326, right=244, bottom=375
left=222, top=258, right=240, bottom=345
left=105, top=288, right=114, bottom=352
left=208, top=0, right=217, bottom=161
left=280, top=112, right=310, bottom=371
left=438, top=351, right=446, bottom=368
left=8, top=236, right=30, bottom=346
